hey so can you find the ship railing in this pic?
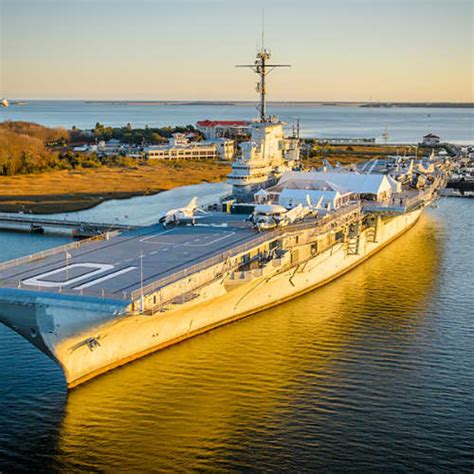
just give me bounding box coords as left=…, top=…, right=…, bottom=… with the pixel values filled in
left=0, top=231, right=121, bottom=272
left=0, top=276, right=127, bottom=301
left=130, top=231, right=282, bottom=301
left=363, top=178, right=445, bottom=213
left=283, top=202, right=362, bottom=235
left=130, top=202, right=362, bottom=302
left=0, top=213, right=134, bottom=228
left=405, top=178, right=444, bottom=209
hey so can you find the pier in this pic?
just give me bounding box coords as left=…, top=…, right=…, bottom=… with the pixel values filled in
left=0, top=213, right=137, bottom=237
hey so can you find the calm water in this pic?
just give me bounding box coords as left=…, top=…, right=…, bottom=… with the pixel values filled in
left=1, top=101, right=473, bottom=143
left=0, top=198, right=473, bottom=471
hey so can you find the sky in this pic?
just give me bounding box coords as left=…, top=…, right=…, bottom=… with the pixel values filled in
left=0, top=0, right=472, bottom=102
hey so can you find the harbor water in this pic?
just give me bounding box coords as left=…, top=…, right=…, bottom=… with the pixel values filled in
left=0, top=198, right=472, bottom=471
left=1, top=101, right=473, bottom=144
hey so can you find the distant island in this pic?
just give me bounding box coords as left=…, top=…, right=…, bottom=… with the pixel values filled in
left=359, top=102, right=474, bottom=109
left=85, top=100, right=236, bottom=106
left=83, top=100, right=474, bottom=108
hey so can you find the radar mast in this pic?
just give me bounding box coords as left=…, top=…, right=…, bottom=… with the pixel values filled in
left=236, top=21, right=290, bottom=122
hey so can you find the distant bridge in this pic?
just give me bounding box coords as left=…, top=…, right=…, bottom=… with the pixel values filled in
left=0, top=213, right=138, bottom=237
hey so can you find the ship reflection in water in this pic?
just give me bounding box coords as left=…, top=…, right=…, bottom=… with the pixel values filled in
left=49, top=212, right=464, bottom=472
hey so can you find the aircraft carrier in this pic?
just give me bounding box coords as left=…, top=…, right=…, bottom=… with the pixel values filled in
left=0, top=46, right=453, bottom=389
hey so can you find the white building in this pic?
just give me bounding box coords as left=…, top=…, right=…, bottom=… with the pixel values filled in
left=72, top=145, right=90, bottom=152
left=169, top=133, right=189, bottom=147
left=210, top=138, right=235, bottom=160
left=145, top=143, right=217, bottom=160
left=98, top=139, right=124, bottom=156
left=146, top=133, right=234, bottom=161
left=422, top=133, right=441, bottom=146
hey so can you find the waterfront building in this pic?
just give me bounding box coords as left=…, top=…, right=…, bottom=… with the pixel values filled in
left=169, top=133, right=189, bottom=147
left=146, top=133, right=234, bottom=161
left=210, top=138, right=235, bottom=160
left=72, top=145, right=90, bottom=152
left=422, top=133, right=441, bottom=146
left=98, top=139, right=124, bottom=156
left=196, top=120, right=251, bottom=139
left=145, top=142, right=217, bottom=160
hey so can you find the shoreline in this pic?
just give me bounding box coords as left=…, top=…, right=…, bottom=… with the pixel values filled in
left=0, top=161, right=231, bottom=214
left=0, top=190, right=165, bottom=214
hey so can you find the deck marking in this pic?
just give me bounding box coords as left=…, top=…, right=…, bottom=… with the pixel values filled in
left=22, top=263, right=114, bottom=288
left=74, top=267, right=137, bottom=290
left=140, top=229, right=174, bottom=244
left=185, top=231, right=236, bottom=247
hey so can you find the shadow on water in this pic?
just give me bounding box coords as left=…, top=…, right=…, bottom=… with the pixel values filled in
left=47, top=214, right=454, bottom=471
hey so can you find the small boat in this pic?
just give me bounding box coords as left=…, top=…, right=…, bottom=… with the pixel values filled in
left=1, top=98, right=9, bottom=107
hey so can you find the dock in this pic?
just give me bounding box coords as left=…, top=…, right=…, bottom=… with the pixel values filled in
left=0, top=213, right=137, bottom=237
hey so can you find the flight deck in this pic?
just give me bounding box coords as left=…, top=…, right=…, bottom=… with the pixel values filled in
left=0, top=213, right=259, bottom=299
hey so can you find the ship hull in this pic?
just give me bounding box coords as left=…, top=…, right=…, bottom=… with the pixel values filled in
left=0, top=208, right=423, bottom=388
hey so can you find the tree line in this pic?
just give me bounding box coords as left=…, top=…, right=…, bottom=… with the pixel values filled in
left=0, top=121, right=200, bottom=176
left=71, top=122, right=200, bottom=145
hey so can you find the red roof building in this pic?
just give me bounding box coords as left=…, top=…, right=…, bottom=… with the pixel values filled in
left=196, top=120, right=251, bottom=139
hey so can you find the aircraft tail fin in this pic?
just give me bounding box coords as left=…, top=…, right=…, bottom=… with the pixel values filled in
left=186, top=197, right=198, bottom=210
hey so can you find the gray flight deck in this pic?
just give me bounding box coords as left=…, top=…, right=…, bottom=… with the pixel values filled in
left=0, top=213, right=260, bottom=299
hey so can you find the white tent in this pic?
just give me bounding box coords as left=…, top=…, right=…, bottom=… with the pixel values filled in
left=278, top=171, right=400, bottom=200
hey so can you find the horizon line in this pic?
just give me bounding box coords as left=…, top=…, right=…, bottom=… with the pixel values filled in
left=4, top=98, right=474, bottom=105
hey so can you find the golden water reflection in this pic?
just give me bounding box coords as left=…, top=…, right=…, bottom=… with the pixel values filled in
left=56, top=215, right=442, bottom=471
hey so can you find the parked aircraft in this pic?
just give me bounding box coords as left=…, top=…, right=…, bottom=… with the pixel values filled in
left=159, top=197, right=207, bottom=226
left=250, top=194, right=323, bottom=231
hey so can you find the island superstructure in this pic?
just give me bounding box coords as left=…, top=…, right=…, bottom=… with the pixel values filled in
left=227, top=47, right=300, bottom=201
left=0, top=47, right=452, bottom=389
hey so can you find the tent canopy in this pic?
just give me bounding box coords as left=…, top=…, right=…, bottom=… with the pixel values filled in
left=278, top=171, right=400, bottom=196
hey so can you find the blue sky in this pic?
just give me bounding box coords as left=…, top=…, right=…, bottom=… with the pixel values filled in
left=1, top=0, right=472, bottom=101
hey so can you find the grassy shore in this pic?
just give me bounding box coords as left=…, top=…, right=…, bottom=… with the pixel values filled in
left=0, top=160, right=231, bottom=213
